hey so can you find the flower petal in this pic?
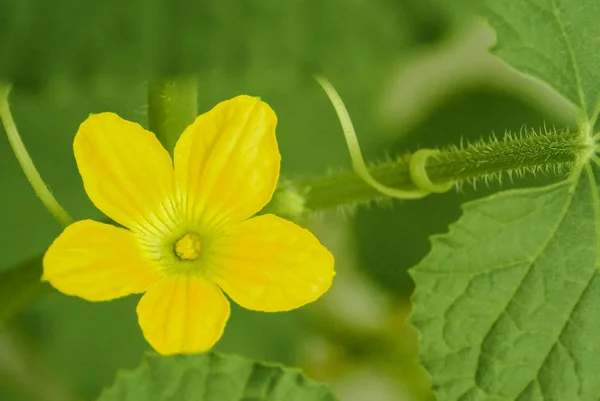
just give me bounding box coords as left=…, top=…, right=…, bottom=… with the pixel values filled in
left=173, top=95, right=279, bottom=230
left=42, top=220, right=161, bottom=301
left=210, top=214, right=335, bottom=312
left=136, top=275, right=230, bottom=355
left=74, top=113, right=178, bottom=235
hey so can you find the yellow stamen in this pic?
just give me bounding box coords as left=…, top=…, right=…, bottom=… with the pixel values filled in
left=174, top=233, right=202, bottom=260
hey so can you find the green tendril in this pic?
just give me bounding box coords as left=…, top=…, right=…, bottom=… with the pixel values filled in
left=315, top=76, right=452, bottom=200
left=0, top=83, right=73, bottom=227
left=409, top=148, right=455, bottom=193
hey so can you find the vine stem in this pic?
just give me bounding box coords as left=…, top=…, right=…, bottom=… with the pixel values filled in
left=264, top=130, right=587, bottom=217
left=263, top=78, right=588, bottom=218
left=148, top=77, right=198, bottom=153
left=0, top=84, right=73, bottom=227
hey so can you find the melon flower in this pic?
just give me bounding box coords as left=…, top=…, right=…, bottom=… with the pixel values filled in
left=43, top=95, right=335, bottom=355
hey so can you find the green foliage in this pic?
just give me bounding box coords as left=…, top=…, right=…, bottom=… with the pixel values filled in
left=411, top=167, right=600, bottom=400
left=0, top=0, right=447, bottom=87
left=3, top=0, right=600, bottom=399
left=479, top=0, right=600, bottom=116
left=411, top=1, right=600, bottom=399
left=97, top=352, right=336, bottom=401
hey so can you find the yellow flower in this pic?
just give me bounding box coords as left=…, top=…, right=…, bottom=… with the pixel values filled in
left=42, top=95, right=335, bottom=355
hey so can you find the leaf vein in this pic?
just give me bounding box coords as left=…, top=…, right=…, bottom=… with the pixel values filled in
left=473, top=178, right=577, bottom=392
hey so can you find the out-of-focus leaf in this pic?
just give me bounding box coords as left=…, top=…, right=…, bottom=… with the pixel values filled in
left=0, top=0, right=455, bottom=87
left=97, top=352, right=336, bottom=401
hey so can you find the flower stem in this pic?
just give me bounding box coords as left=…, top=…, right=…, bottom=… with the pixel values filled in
left=267, top=130, right=586, bottom=216
left=148, top=77, right=198, bottom=153
left=0, top=84, right=73, bottom=227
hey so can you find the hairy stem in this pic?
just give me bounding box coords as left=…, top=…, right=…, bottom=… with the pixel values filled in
left=270, top=130, right=585, bottom=214
left=148, top=77, right=198, bottom=153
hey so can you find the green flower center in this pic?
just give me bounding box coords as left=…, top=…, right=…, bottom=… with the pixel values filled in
left=174, top=233, right=202, bottom=260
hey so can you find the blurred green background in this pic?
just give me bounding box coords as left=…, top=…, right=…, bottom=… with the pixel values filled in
left=0, top=1, right=575, bottom=400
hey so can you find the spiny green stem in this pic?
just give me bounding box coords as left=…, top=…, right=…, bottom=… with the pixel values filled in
left=270, top=130, right=585, bottom=214
left=0, top=83, right=73, bottom=227
left=148, top=77, right=198, bottom=154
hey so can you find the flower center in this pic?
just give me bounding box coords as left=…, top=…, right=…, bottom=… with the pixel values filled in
left=174, top=233, right=202, bottom=260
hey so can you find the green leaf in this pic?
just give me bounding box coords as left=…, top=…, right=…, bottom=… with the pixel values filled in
left=410, top=2, right=600, bottom=399
left=478, top=0, right=600, bottom=117
left=0, top=0, right=448, bottom=86
left=410, top=164, right=600, bottom=400
left=97, top=352, right=337, bottom=401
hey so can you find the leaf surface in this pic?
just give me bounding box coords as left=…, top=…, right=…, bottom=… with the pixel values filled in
left=97, top=352, right=337, bottom=401
left=412, top=165, right=600, bottom=400
left=479, top=0, right=600, bottom=116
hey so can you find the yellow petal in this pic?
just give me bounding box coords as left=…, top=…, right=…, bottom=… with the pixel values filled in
left=43, top=220, right=161, bottom=301
left=136, top=275, right=230, bottom=355
left=210, top=214, right=335, bottom=312
left=74, top=113, right=178, bottom=235
left=173, top=96, right=279, bottom=231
